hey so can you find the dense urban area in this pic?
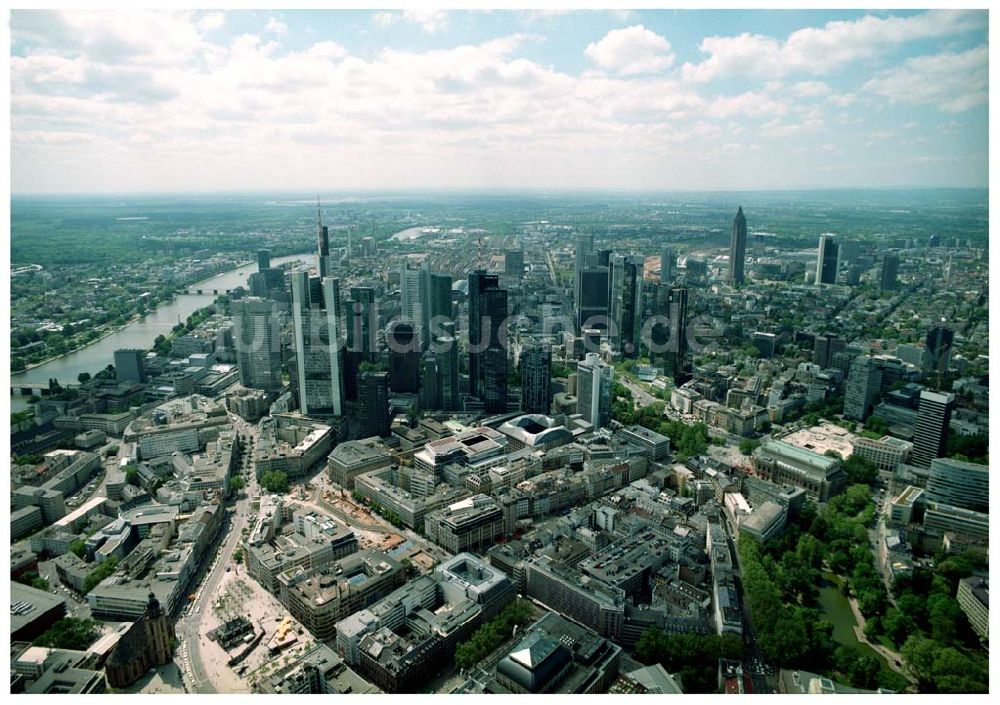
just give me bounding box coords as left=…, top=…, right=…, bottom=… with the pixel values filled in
left=9, top=190, right=989, bottom=695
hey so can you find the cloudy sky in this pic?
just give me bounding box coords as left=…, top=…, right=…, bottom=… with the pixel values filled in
left=9, top=8, right=989, bottom=193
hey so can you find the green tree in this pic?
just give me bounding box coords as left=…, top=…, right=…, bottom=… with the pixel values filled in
left=259, top=470, right=289, bottom=494
left=77, top=372, right=91, bottom=384
left=33, top=618, right=101, bottom=651
left=739, top=438, right=760, bottom=456
left=69, top=539, right=87, bottom=559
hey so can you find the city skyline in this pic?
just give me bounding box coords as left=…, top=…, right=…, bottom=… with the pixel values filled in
left=10, top=7, right=989, bottom=194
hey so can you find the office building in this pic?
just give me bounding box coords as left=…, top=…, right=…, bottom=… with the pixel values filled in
left=317, top=200, right=332, bottom=279
left=327, top=437, right=394, bottom=490
left=114, top=349, right=147, bottom=384
left=257, top=249, right=271, bottom=271
left=574, top=232, right=594, bottom=313
left=578, top=266, right=610, bottom=331
left=577, top=353, right=613, bottom=430
left=434, top=335, right=460, bottom=410
left=879, top=254, right=899, bottom=291
left=660, top=246, right=676, bottom=285
left=925, top=326, right=954, bottom=374
left=387, top=321, right=420, bottom=394
left=233, top=297, right=283, bottom=391
left=925, top=457, right=988, bottom=514
left=910, top=390, right=954, bottom=468
left=813, top=333, right=845, bottom=369
left=663, top=286, right=689, bottom=383
left=468, top=271, right=508, bottom=413
left=358, top=371, right=391, bottom=439
left=291, top=271, right=345, bottom=417
left=519, top=339, right=552, bottom=414
left=424, top=494, right=505, bottom=553
left=843, top=356, right=881, bottom=421
left=956, top=577, right=988, bottom=642
left=815, top=234, right=839, bottom=285
left=427, top=270, right=454, bottom=331
left=608, top=254, right=644, bottom=357
left=346, top=286, right=378, bottom=362
left=727, top=207, right=747, bottom=285
left=254, top=643, right=380, bottom=694
left=505, top=250, right=524, bottom=278
left=399, top=262, right=426, bottom=348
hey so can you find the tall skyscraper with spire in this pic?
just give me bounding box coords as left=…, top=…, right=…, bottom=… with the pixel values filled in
left=291, top=270, right=344, bottom=417
left=728, top=207, right=747, bottom=285
left=317, top=196, right=331, bottom=279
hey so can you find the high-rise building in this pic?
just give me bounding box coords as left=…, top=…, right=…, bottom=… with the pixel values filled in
left=843, top=356, right=881, bottom=421
left=925, top=457, right=988, bottom=514
left=358, top=372, right=391, bottom=438
left=427, top=270, right=453, bottom=336
left=813, top=333, right=845, bottom=369
left=910, top=390, right=955, bottom=468
left=574, top=233, right=595, bottom=314
left=114, top=349, right=147, bottom=384
left=608, top=254, right=644, bottom=358
left=435, top=336, right=460, bottom=410
left=663, top=286, right=689, bottom=384
left=578, top=266, right=610, bottom=331
left=879, top=254, right=899, bottom=291
left=468, top=271, right=508, bottom=413
left=728, top=207, right=747, bottom=285
left=519, top=340, right=552, bottom=414
left=925, top=326, right=954, bottom=374
left=387, top=321, right=420, bottom=394
left=660, top=247, right=676, bottom=285
left=257, top=249, right=271, bottom=272
left=233, top=297, right=283, bottom=392
left=317, top=200, right=332, bottom=279
left=291, top=271, right=345, bottom=417
left=346, top=287, right=377, bottom=361
left=399, top=262, right=426, bottom=348
left=505, top=250, right=524, bottom=279
left=816, top=234, right=839, bottom=285
left=577, top=352, right=613, bottom=429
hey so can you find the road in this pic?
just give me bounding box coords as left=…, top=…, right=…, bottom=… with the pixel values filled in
left=175, top=412, right=258, bottom=693
left=618, top=375, right=659, bottom=408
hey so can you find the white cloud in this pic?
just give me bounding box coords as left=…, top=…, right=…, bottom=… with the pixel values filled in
left=371, top=11, right=398, bottom=29
left=792, top=81, right=829, bottom=98
left=403, top=10, right=448, bottom=34
left=585, top=25, right=675, bottom=75
left=197, top=12, right=225, bottom=32
left=863, top=45, right=988, bottom=113
left=264, top=17, right=288, bottom=36
left=682, top=9, right=985, bottom=82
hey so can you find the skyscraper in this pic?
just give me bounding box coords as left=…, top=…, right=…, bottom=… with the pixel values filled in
left=399, top=262, right=426, bottom=348
left=574, top=232, right=595, bottom=314
left=608, top=254, right=644, bottom=358
left=664, top=286, right=689, bottom=384
left=317, top=199, right=331, bottom=279
left=728, top=207, right=747, bottom=285
left=358, top=371, right=391, bottom=438
left=911, top=390, right=955, bottom=468
left=578, top=266, right=610, bottom=331
left=816, top=234, right=839, bottom=285
left=519, top=339, right=552, bottom=414
left=257, top=249, right=271, bottom=272
left=291, top=271, right=344, bottom=417
left=114, top=349, right=147, bottom=384
left=577, top=352, right=613, bottom=429
left=435, top=335, right=460, bottom=410
left=468, top=271, right=508, bottom=413
left=843, top=356, right=881, bottom=421
left=387, top=321, right=420, bottom=394
left=925, top=326, right=954, bottom=374
left=427, top=269, right=453, bottom=335
left=233, top=297, right=283, bottom=392
left=505, top=250, right=525, bottom=279
left=346, top=286, right=377, bottom=362
left=660, top=247, right=676, bottom=285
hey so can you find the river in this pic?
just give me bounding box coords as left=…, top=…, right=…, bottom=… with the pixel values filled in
left=10, top=253, right=313, bottom=411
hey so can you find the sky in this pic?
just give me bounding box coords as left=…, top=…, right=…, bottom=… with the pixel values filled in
left=8, top=8, right=990, bottom=194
